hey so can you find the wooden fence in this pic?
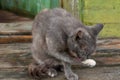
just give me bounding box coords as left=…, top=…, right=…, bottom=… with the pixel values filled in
left=62, top=0, right=120, bottom=38
left=0, top=0, right=120, bottom=38
left=0, top=0, right=60, bottom=17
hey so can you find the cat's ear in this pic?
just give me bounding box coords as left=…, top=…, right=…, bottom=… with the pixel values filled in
left=91, top=24, right=104, bottom=36
left=75, top=30, right=83, bottom=40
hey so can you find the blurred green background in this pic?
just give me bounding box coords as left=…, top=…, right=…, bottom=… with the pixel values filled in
left=0, top=0, right=120, bottom=38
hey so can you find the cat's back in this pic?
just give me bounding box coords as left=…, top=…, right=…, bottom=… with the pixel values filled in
left=32, top=8, right=72, bottom=29
left=31, top=8, right=73, bottom=61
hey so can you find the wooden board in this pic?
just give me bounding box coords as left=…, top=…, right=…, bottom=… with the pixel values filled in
left=0, top=67, right=120, bottom=80
left=62, top=0, right=84, bottom=20
left=0, top=21, right=32, bottom=43
left=0, top=0, right=60, bottom=17
left=0, top=39, right=120, bottom=68
left=0, top=39, right=120, bottom=80
left=0, top=10, right=31, bottom=23
left=0, top=35, right=32, bottom=43
left=0, top=21, right=32, bottom=32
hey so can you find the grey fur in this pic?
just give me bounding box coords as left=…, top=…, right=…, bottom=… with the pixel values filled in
left=30, top=8, right=104, bottom=80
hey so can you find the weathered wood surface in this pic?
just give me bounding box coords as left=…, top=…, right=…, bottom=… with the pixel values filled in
left=0, top=38, right=120, bottom=80
left=0, top=39, right=120, bottom=67
left=0, top=0, right=60, bottom=17
left=0, top=66, right=120, bottom=80
left=0, top=10, right=31, bottom=23
left=0, top=22, right=32, bottom=43
left=0, top=21, right=120, bottom=44
left=0, top=35, right=32, bottom=43
left=0, top=22, right=32, bottom=33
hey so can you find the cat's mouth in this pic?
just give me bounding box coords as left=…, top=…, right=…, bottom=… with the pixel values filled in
left=69, top=51, right=85, bottom=62
left=76, top=57, right=82, bottom=61
left=76, top=57, right=85, bottom=61
left=72, top=57, right=84, bottom=64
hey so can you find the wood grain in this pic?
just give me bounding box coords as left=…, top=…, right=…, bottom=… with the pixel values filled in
left=0, top=35, right=32, bottom=43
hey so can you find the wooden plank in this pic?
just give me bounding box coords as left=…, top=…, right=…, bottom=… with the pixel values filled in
left=0, top=10, right=31, bottom=22
left=0, top=39, right=119, bottom=55
left=0, top=22, right=120, bottom=42
left=62, top=0, right=82, bottom=20
left=0, top=52, right=32, bottom=68
left=50, top=0, right=60, bottom=8
left=0, top=21, right=32, bottom=31
left=1, top=23, right=120, bottom=39
left=1, top=50, right=120, bottom=68
left=0, top=43, right=31, bottom=55
left=0, top=35, right=32, bottom=43
left=0, top=39, right=120, bottom=68
left=0, top=66, right=120, bottom=80
left=0, top=21, right=32, bottom=43
left=0, top=68, right=33, bottom=80
left=97, top=39, right=120, bottom=46
left=94, top=56, right=120, bottom=67
left=0, top=43, right=31, bottom=68
left=0, top=41, right=120, bottom=79
left=0, top=0, right=60, bottom=17
left=0, top=31, right=31, bottom=35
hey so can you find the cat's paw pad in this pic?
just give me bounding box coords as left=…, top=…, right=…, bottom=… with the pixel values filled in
left=47, top=68, right=57, bottom=77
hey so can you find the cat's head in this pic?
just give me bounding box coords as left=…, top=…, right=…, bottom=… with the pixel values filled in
left=67, top=24, right=104, bottom=60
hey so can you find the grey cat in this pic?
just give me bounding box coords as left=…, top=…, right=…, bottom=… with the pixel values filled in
left=29, top=8, right=104, bottom=80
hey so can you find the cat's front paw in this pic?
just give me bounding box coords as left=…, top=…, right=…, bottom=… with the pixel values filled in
left=82, top=59, right=96, bottom=67
left=47, top=68, right=58, bottom=77
left=66, top=73, right=79, bottom=80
